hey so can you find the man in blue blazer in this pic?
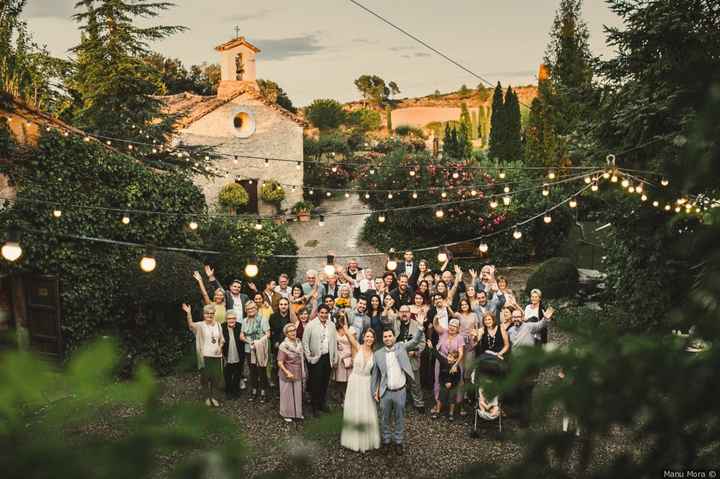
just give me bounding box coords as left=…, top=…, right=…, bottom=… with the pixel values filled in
left=371, top=325, right=423, bottom=455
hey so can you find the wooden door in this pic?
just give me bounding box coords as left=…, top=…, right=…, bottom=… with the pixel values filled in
left=237, top=179, right=259, bottom=214
left=17, top=274, right=63, bottom=361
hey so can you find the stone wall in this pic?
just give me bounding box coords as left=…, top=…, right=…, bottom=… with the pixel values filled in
left=178, top=94, right=304, bottom=216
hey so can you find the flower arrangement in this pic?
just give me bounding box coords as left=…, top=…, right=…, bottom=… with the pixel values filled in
left=335, top=297, right=351, bottom=309
left=260, top=181, right=286, bottom=205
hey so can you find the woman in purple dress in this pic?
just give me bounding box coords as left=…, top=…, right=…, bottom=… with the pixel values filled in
left=277, top=323, right=305, bottom=422
left=431, top=317, right=465, bottom=421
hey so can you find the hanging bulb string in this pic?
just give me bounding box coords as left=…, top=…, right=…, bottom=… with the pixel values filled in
left=620, top=171, right=720, bottom=208
left=0, top=169, right=604, bottom=221
left=11, top=179, right=598, bottom=260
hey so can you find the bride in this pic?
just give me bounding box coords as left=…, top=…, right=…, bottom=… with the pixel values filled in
left=340, top=322, right=380, bottom=452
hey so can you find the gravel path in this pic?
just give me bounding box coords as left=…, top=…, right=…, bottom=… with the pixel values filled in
left=287, top=195, right=385, bottom=283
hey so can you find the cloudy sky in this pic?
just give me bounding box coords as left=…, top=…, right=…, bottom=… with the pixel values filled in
left=23, top=0, right=622, bottom=106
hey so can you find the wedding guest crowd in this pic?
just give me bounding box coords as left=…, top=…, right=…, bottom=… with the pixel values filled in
left=182, top=251, right=556, bottom=449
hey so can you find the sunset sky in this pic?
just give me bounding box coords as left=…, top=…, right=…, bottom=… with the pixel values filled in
left=23, top=0, right=622, bottom=106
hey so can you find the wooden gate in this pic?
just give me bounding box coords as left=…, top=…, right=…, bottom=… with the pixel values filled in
left=13, top=274, right=63, bottom=361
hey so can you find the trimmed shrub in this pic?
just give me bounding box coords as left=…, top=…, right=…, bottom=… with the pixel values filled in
left=260, top=181, right=285, bottom=211
left=526, top=257, right=579, bottom=299
left=218, top=182, right=249, bottom=209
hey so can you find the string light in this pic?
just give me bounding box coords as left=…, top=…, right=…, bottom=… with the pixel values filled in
left=365, top=193, right=370, bottom=199
left=664, top=204, right=671, bottom=211
left=661, top=179, right=669, bottom=186
left=478, top=243, right=489, bottom=253
left=641, top=194, right=648, bottom=202
left=369, top=168, right=375, bottom=175
left=499, top=171, right=506, bottom=179
left=470, top=189, right=477, bottom=196
left=503, top=186, right=510, bottom=193
left=52, top=209, right=62, bottom=218
left=636, top=184, right=643, bottom=193
left=83, top=136, right=91, bottom=142
left=378, top=214, right=386, bottom=223
left=628, top=186, right=636, bottom=193
left=452, top=172, right=460, bottom=179
left=128, top=144, right=134, bottom=151
left=441, top=191, right=447, bottom=199
left=569, top=198, right=578, bottom=208
left=331, top=165, right=338, bottom=173
left=326, top=191, right=332, bottom=198
left=1, top=230, right=22, bottom=262
left=387, top=192, right=394, bottom=199
left=435, top=208, right=445, bottom=219
left=323, top=254, right=335, bottom=276
left=547, top=170, right=556, bottom=180
left=318, top=215, right=325, bottom=226
left=503, top=196, right=511, bottom=206
left=264, top=158, right=270, bottom=167
left=621, top=179, right=630, bottom=188
left=591, top=182, right=599, bottom=192
left=409, top=170, right=416, bottom=177
left=437, top=247, right=449, bottom=263
left=543, top=214, right=552, bottom=224
left=542, top=185, right=550, bottom=197
left=490, top=200, right=498, bottom=209
left=513, top=229, right=522, bottom=240
left=309, top=189, right=314, bottom=195
left=412, top=192, right=418, bottom=199
left=189, top=221, right=198, bottom=230
left=254, top=219, right=263, bottom=230
left=584, top=176, right=592, bottom=184
left=611, top=174, right=618, bottom=183
left=602, top=171, right=611, bottom=179
left=345, top=192, right=350, bottom=198
left=139, top=252, right=157, bottom=273
left=121, top=215, right=130, bottom=225
left=653, top=200, right=660, bottom=207
left=245, top=256, right=259, bottom=278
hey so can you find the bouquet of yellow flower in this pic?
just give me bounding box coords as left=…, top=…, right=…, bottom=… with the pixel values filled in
left=335, top=297, right=351, bottom=309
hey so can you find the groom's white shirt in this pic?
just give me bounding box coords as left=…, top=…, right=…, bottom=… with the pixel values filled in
left=385, top=347, right=406, bottom=390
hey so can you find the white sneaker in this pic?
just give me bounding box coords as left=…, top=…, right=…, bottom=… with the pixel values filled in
left=283, top=417, right=293, bottom=423
left=205, top=398, right=211, bottom=407
left=211, top=398, right=220, bottom=407
left=240, top=379, right=247, bottom=390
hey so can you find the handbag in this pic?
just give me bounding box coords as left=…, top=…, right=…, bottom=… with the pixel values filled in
left=342, top=356, right=353, bottom=369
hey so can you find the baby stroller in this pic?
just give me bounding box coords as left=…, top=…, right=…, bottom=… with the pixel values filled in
left=469, top=363, right=503, bottom=437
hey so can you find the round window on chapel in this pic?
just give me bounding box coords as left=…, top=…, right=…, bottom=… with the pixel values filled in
left=232, top=111, right=256, bottom=138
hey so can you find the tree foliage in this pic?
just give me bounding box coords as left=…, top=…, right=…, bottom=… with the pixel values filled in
left=488, top=82, right=506, bottom=161
left=257, top=78, right=297, bottom=113
left=305, top=98, right=346, bottom=130
left=144, top=53, right=219, bottom=96
left=354, top=74, right=400, bottom=106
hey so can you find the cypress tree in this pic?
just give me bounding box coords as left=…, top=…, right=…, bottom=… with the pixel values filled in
left=488, top=82, right=505, bottom=161
left=505, top=86, right=523, bottom=162
left=459, top=102, right=474, bottom=140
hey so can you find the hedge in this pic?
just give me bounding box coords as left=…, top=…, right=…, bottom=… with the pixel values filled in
left=525, top=257, right=579, bottom=299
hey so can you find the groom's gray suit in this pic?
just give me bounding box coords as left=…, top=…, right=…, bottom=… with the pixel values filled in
left=371, top=328, right=423, bottom=445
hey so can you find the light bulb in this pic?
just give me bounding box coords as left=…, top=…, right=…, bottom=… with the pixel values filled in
left=254, top=220, right=263, bottom=231
left=569, top=199, right=578, bottom=208
left=452, top=172, right=459, bottom=179
left=628, top=186, right=636, bottom=193
left=441, top=191, right=447, bottom=199
left=378, top=215, right=386, bottom=223
left=386, top=259, right=398, bottom=271
left=1, top=241, right=22, bottom=261
left=319, top=215, right=325, bottom=226
left=471, top=189, right=477, bottom=196
left=664, top=204, right=671, bottom=211
left=503, top=186, right=510, bottom=193
left=345, top=192, right=350, bottom=198
left=544, top=215, right=552, bottom=224
left=326, top=191, right=332, bottom=197
left=323, top=264, right=335, bottom=276
left=542, top=185, right=550, bottom=196
left=52, top=209, right=62, bottom=218
left=611, top=175, right=618, bottom=183
left=490, top=200, right=498, bottom=209
left=602, top=171, right=611, bottom=179
left=437, top=252, right=448, bottom=263
left=244, top=263, right=259, bottom=278
left=83, top=136, right=90, bottom=142
left=653, top=201, right=660, bottom=207
left=331, top=166, right=338, bottom=173
left=295, top=161, right=300, bottom=169
left=140, top=255, right=157, bottom=273
left=388, top=192, right=393, bottom=199
left=621, top=179, right=630, bottom=188
left=548, top=170, right=556, bottom=180
left=365, top=193, right=370, bottom=199
left=412, top=192, right=418, bottom=199
left=189, top=221, right=199, bottom=230
left=409, top=170, right=416, bottom=177
left=584, top=176, right=592, bottom=184
left=499, top=171, right=506, bottom=179
left=513, top=230, right=522, bottom=240
left=128, top=144, right=134, bottom=150
left=369, top=168, right=375, bottom=175
left=309, top=189, right=314, bottom=195
left=121, top=215, right=130, bottom=225
left=503, top=196, right=511, bottom=205
left=591, top=183, right=599, bottom=192
left=435, top=209, right=445, bottom=219
left=661, top=178, right=669, bottom=186
left=675, top=206, right=681, bottom=213
left=478, top=243, right=489, bottom=253
left=264, top=159, right=270, bottom=167
left=636, top=184, right=643, bottom=193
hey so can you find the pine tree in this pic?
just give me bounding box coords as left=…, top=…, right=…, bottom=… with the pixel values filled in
left=488, top=82, right=505, bottom=161
left=504, top=86, right=523, bottom=162
left=68, top=1, right=186, bottom=141
left=458, top=120, right=473, bottom=160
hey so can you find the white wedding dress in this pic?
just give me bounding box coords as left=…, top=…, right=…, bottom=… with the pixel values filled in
left=341, top=350, right=380, bottom=452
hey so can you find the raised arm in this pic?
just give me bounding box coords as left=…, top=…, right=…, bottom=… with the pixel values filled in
left=182, top=303, right=198, bottom=333
left=343, top=323, right=360, bottom=355
left=193, top=271, right=211, bottom=305
left=204, top=265, right=224, bottom=296
left=401, top=325, right=425, bottom=351
left=447, top=265, right=463, bottom=304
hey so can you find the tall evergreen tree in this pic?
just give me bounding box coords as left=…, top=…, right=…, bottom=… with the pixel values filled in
left=488, top=82, right=506, bottom=161
left=68, top=1, right=186, bottom=141
left=504, top=86, right=523, bottom=162
left=459, top=102, right=474, bottom=140
left=458, top=120, right=473, bottom=160
left=543, top=0, right=594, bottom=136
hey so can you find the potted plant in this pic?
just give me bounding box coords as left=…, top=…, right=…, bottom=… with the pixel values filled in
left=218, top=183, right=249, bottom=215
left=291, top=200, right=313, bottom=222
left=260, top=181, right=286, bottom=223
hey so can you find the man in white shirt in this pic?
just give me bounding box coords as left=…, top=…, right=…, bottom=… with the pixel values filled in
left=371, top=326, right=423, bottom=455
left=302, top=305, right=338, bottom=415
left=274, top=273, right=292, bottom=299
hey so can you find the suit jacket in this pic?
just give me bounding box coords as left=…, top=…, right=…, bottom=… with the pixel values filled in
left=221, top=322, right=243, bottom=358
left=396, top=262, right=421, bottom=286
left=371, top=328, right=423, bottom=398
left=212, top=278, right=249, bottom=313
left=302, top=318, right=338, bottom=366
left=262, top=290, right=282, bottom=314
left=392, top=318, right=425, bottom=370
left=389, top=285, right=415, bottom=307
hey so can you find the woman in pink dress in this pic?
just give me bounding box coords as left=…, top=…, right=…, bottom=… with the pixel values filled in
left=431, top=317, right=465, bottom=421
left=277, top=323, right=305, bottom=422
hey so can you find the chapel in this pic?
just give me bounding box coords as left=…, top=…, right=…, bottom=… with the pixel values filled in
left=162, top=35, right=305, bottom=216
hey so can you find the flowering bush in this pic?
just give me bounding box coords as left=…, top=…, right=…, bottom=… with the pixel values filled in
left=335, top=297, right=351, bottom=309
left=218, top=182, right=249, bottom=210
left=260, top=181, right=286, bottom=206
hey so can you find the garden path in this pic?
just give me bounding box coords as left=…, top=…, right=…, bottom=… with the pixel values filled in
left=286, top=194, right=386, bottom=283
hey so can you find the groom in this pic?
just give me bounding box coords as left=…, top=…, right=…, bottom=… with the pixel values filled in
left=371, top=327, right=423, bottom=455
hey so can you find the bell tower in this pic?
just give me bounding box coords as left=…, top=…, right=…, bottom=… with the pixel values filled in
left=214, top=34, right=261, bottom=99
